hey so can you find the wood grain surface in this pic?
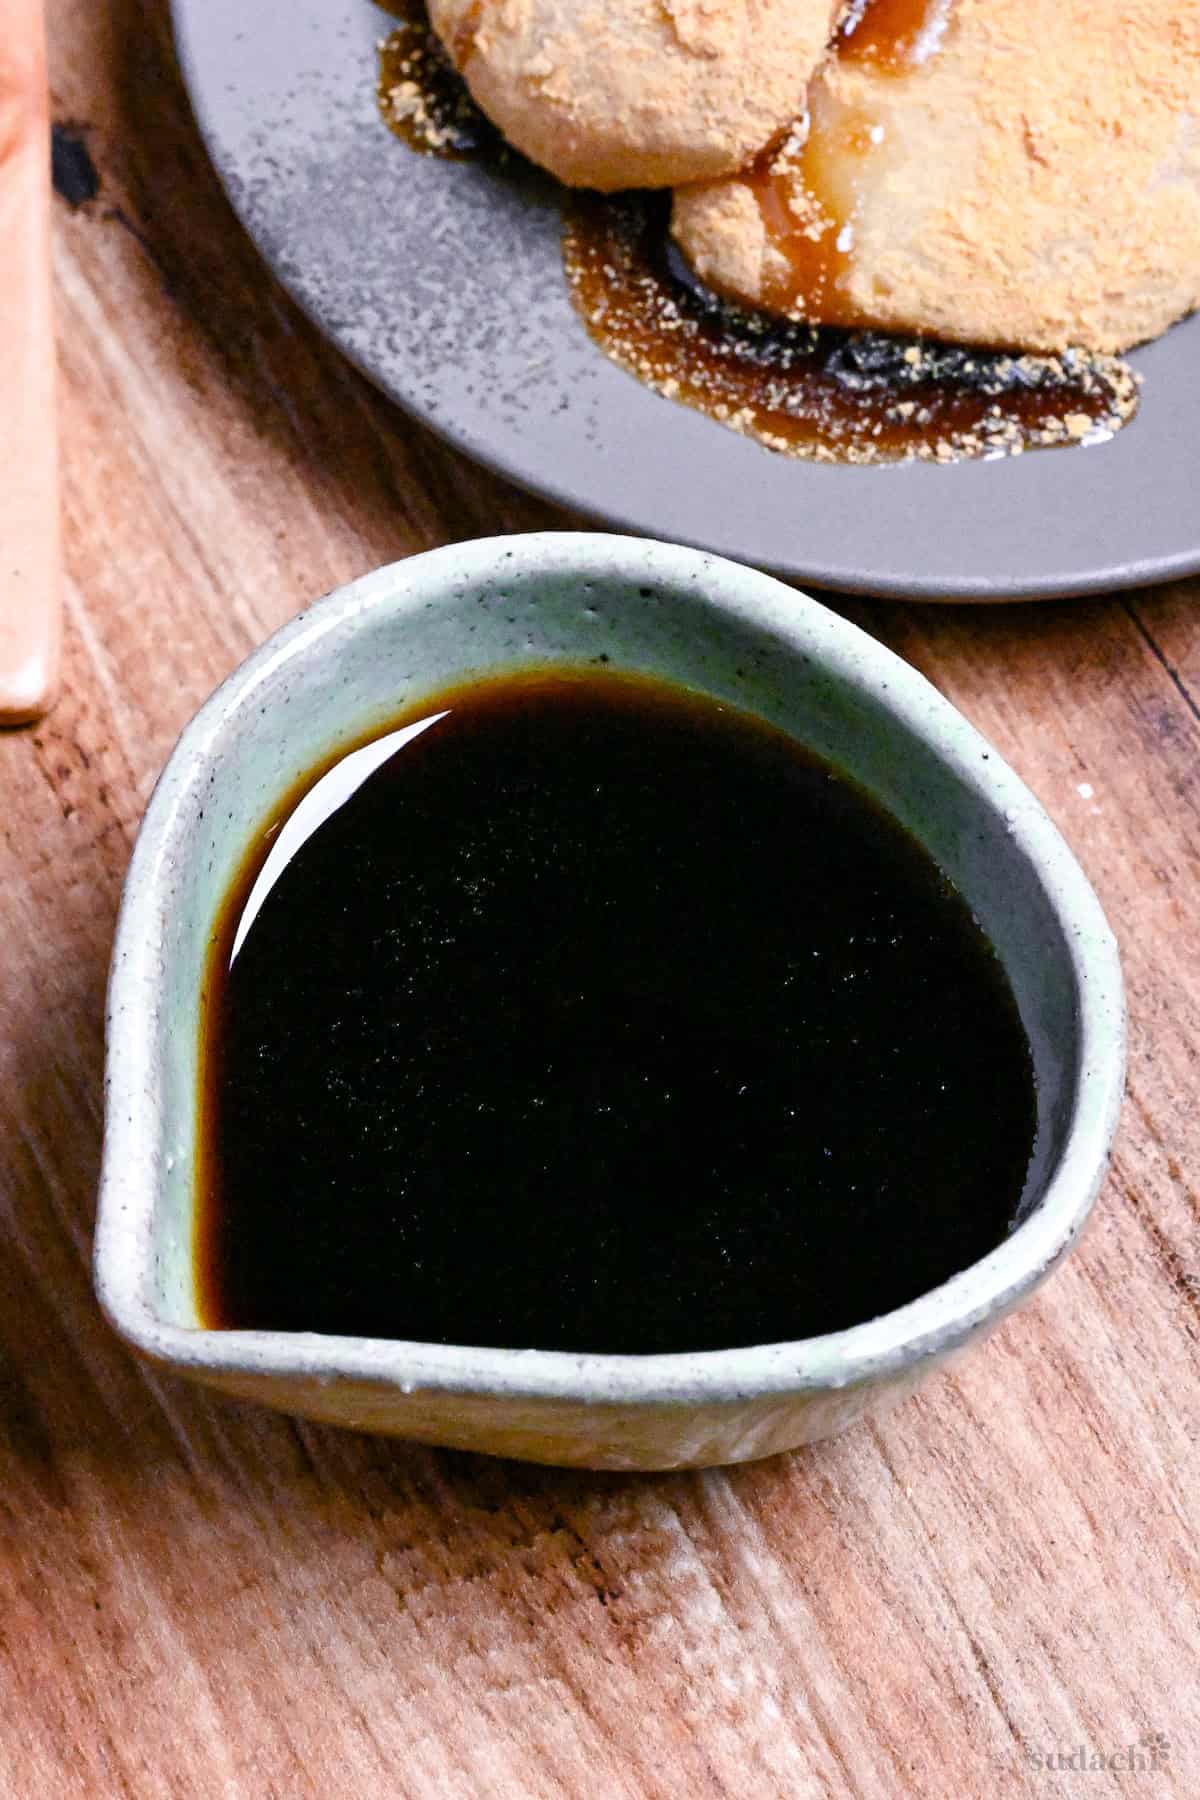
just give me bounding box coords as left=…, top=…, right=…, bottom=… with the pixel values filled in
left=1, top=3, right=1197, bottom=1793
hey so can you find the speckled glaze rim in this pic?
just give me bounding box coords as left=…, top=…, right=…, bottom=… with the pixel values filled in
left=96, top=535, right=1125, bottom=1406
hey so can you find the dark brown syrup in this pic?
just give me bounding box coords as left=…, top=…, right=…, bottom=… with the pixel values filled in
left=564, top=192, right=1135, bottom=463
left=196, top=670, right=1037, bottom=1354
left=376, top=0, right=501, bottom=159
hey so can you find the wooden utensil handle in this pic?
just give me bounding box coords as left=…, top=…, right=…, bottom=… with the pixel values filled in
left=0, top=0, right=61, bottom=726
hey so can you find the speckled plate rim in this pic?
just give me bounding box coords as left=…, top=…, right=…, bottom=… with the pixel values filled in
left=169, top=0, right=1200, bottom=602
left=96, top=534, right=1126, bottom=1406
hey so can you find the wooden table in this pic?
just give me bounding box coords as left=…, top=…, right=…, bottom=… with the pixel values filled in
left=3, top=3, right=1197, bottom=1793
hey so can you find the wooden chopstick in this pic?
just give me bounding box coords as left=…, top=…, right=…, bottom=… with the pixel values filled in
left=0, top=0, right=61, bottom=725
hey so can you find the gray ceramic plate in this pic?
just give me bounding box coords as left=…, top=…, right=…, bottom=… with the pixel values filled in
left=173, top=0, right=1200, bottom=600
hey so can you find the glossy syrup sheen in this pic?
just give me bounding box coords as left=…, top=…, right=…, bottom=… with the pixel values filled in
left=196, top=670, right=1038, bottom=1354
left=741, top=0, right=955, bottom=323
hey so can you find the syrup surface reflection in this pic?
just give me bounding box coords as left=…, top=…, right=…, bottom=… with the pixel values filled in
left=230, top=712, right=449, bottom=963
